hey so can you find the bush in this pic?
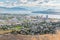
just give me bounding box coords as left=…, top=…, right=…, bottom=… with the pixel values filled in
left=10, top=21, right=56, bottom=35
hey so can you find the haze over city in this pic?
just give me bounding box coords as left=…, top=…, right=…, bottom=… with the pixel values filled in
left=0, top=0, right=60, bottom=18
left=0, top=0, right=60, bottom=40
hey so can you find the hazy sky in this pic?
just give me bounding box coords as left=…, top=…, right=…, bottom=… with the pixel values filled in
left=0, top=0, right=60, bottom=18
left=0, top=0, right=60, bottom=8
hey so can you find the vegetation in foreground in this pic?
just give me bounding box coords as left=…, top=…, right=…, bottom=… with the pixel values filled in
left=0, top=21, right=57, bottom=35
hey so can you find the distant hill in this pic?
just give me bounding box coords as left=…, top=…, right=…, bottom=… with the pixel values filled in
left=0, top=7, right=30, bottom=13
left=32, top=9, right=60, bottom=14
left=0, top=7, right=28, bottom=11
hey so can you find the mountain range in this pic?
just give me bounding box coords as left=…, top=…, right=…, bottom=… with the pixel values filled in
left=0, top=6, right=60, bottom=14
left=0, top=7, right=29, bottom=11
left=32, top=9, right=60, bottom=14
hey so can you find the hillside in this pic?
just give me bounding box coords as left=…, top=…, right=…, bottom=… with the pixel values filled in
left=0, top=30, right=59, bottom=40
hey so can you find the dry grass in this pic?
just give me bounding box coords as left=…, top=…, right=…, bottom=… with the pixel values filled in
left=0, top=30, right=12, bottom=34
left=0, top=30, right=60, bottom=40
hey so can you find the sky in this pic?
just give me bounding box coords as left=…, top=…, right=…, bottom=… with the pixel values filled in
left=0, top=0, right=60, bottom=18
left=0, top=0, right=60, bottom=11
left=0, top=0, right=60, bottom=7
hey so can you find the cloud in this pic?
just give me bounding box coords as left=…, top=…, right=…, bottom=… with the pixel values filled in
left=0, top=0, right=51, bottom=7
left=16, top=0, right=59, bottom=7
left=0, top=2, right=4, bottom=6
left=0, top=0, right=59, bottom=9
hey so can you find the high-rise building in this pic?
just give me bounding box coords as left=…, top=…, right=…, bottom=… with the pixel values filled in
left=46, top=15, right=48, bottom=19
